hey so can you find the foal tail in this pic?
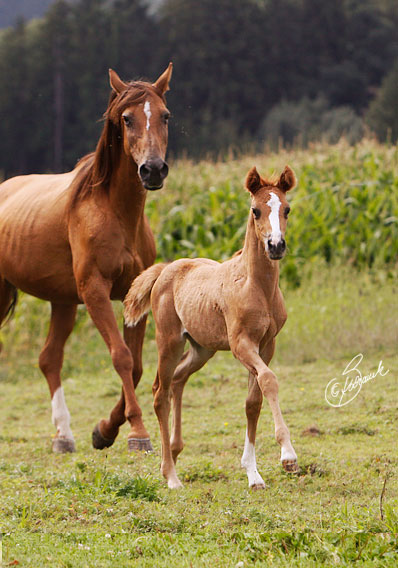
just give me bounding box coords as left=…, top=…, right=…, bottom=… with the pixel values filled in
left=124, top=263, right=168, bottom=327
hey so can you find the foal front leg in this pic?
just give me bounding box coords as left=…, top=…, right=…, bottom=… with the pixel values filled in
left=80, top=276, right=152, bottom=451
left=233, top=335, right=298, bottom=475
left=241, top=372, right=265, bottom=489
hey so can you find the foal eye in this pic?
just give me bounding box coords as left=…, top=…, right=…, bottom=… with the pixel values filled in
left=122, top=114, right=132, bottom=127
left=162, top=112, right=171, bottom=123
left=252, top=207, right=261, bottom=220
left=284, top=207, right=291, bottom=218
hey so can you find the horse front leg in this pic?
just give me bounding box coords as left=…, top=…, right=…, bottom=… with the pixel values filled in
left=80, top=276, right=152, bottom=452
left=38, top=303, right=77, bottom=453
left=92, top=317, right=149, bottom=450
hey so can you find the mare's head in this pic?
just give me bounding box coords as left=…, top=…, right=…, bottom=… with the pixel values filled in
left=245, top=165, right=296, bottom=260
left=107, top=64, right=173, bottom=190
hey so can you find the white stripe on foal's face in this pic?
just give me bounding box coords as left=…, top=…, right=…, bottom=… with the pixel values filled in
left=144, top=101, right=151, bottom=131
left=266, top=192, right=282, bottom=245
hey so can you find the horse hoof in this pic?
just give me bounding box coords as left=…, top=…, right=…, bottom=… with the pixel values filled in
left=92, top=423, right=115, bottom=450
left=52, top=436, right=76, bottom=453
left=250, top=482, right=266, bottom=490
left=282, top=459, right=300, bottom=474
left=127, top=437, right=153, bottom=453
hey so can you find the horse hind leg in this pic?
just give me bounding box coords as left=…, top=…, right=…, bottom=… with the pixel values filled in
left=0, top=278, right=18, bottom=327
left=39, top=303, right=77, bottom=453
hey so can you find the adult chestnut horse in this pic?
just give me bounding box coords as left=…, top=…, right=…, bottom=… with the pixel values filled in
left=124, top=165, right=299, bottom=489
left=0, top=64, right=172, bottom=453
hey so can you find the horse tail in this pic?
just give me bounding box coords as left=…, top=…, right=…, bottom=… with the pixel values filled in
left=124, top=263, right=168, bottom=327
left=0, top=279, right=18, bottom=328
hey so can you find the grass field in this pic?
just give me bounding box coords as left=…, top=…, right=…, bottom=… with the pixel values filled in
left=0, top=141, right=397, bottom=566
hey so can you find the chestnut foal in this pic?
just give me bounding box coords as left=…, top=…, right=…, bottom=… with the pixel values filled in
left=124, top=166, right=299, bottom=488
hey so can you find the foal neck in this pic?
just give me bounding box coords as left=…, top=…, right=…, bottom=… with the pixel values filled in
left=240, top=214, right=280, bottom=294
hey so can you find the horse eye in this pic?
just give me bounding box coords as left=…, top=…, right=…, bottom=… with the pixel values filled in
left=122, top=114, right=132, bottom=127
left=163, top=112, right=171, bottom=123
left=284, top=207, right=291, bottom=218
left=252, top=207, right=261, bottom=220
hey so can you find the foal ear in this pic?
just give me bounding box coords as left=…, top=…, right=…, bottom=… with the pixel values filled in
left=109, top=69, right=128, bottom=94
left=153, top=62, right=173, bottom=95
left=245, top=166, right=262, bottom=195
left=278, top=165, right=297, bottom=192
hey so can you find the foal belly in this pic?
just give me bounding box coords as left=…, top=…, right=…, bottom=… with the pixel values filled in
left=180, top=304, right=230, bottom=351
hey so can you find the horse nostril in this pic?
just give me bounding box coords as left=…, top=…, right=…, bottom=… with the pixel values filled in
left=280, top=239, right=286, bottom=251
left=139, top=164, right=150, bottom=180
left=267, top=239, right=273, bottom=249
left=160, top=161, right=169, bottom=180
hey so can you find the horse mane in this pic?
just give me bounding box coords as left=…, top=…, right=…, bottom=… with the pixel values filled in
left=69, top=81, right=164, bottom=209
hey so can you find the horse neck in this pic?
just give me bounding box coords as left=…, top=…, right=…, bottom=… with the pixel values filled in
left=239, top=213, right=280, bottom=295
left=109, top=153, right=146, bottom=230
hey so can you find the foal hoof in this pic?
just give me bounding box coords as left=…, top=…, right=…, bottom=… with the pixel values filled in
left=282, top=459, right=300, bottom=474
left=92, top=423, right=115, bottom=450
left=127, top=437, right=153, bottom=453
left=52, top=436, right=76, bottom=453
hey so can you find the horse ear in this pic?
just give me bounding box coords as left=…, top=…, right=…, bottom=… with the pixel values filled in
left=278, top=166, right=297, bottom=192
left=245, top=166, right=262, bottom=195
left=153, top=62, right=173, bottom=95
left=109, top=69, right=128, bottom=94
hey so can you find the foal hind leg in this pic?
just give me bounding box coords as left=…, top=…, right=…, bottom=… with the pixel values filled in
left=39, top=303, right=77, bottom=453
left=170, top=344, right=214, bottom=463
left=153, top=332, right=185, bottom=489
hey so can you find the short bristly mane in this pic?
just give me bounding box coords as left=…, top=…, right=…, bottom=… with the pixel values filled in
left=69, top=81, right=164, bottom=208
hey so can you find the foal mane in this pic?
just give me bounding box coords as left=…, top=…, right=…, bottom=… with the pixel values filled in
left=69, top=81, right=165, bottom=208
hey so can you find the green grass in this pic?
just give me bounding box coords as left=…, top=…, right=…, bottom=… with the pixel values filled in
left=0, top=142, right=397, bottom=566
left=0, top=267, right=397, bottom=566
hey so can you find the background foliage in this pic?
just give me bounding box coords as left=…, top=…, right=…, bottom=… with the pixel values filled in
left=0, top=0, right=397, bottom=177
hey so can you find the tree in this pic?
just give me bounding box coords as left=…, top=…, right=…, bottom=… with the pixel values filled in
left=366, top=61, right=398, bottom=143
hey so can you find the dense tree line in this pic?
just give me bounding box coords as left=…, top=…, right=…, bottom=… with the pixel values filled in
left=0, top=0, right=397, bottom=177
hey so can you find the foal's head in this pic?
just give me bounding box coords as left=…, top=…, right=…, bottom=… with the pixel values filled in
left=246, top=166, right=296, bottom=260
left=107, top=64, right=173, bottom=190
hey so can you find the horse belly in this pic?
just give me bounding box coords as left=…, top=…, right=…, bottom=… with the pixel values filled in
left=0, top=181, right=80, bottom=303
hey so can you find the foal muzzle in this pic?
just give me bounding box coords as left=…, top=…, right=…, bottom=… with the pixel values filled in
left=267, top=238, right=286, bottom=260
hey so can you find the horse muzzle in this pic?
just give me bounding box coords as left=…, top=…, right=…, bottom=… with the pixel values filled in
left=267, top=238, right=286, bottom=260
left=139, top=158, right=169, bottom=190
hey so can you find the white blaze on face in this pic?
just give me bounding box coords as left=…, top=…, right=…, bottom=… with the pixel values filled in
left=267, top=191, right=282, bottom=245
left=51, top=386, right=74, bottom=440
left=144, top=100, right=151, bottom=131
